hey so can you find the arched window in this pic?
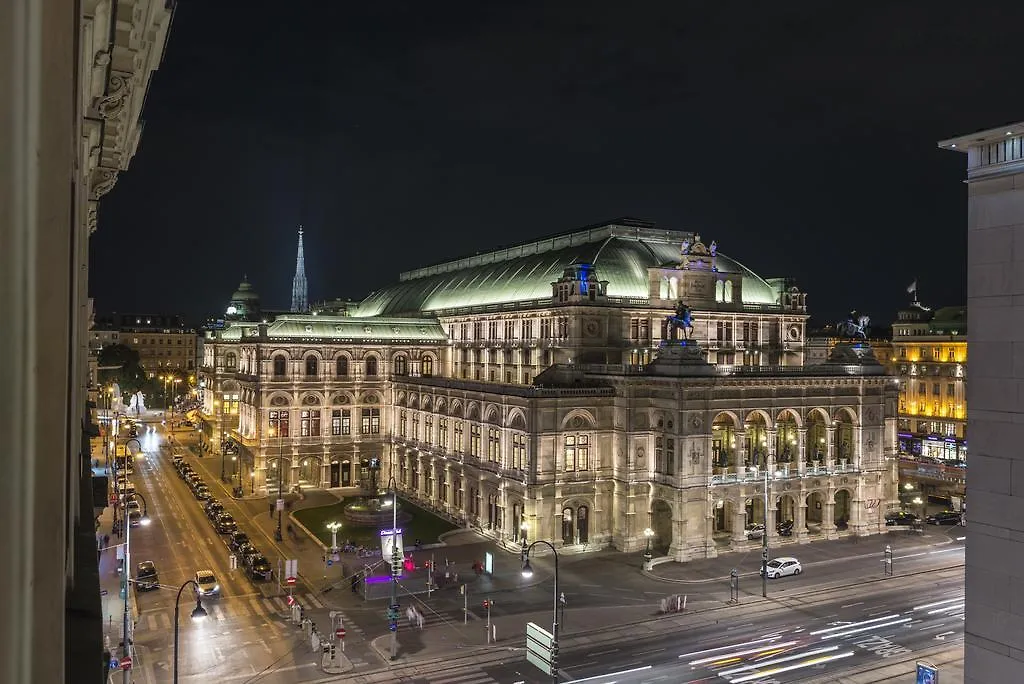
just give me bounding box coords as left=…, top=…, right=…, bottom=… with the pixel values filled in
left=394, top=355, right=408, bottom=376
left=305, top=356, right=318, bottom=377
left=336, top=356, right=348, bottom=377
left=365, top=356, right=378, bottom=376
left=273, top=355, right=287, bottom=377
left=421, top=356, right=434, bottom=377
left=225, top=352, right=237, bottom=369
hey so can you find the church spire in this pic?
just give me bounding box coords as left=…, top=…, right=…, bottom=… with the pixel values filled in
left=290, top=225, right=308, bottom=312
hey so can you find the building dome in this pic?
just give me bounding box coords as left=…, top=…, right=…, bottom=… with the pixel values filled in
left=226, top=276, right=261, bottom=320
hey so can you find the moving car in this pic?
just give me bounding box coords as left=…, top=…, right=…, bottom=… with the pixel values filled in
left=885, top=511, right=919, bottom=526
left=744, top=523, right=765, bottom=540
left=136, top=561, right=159, bottom=591
left=761, top=557, right=802, bottom=579
left=926, top=510, right=962, bottom=525
left=194, top=570, right=219, bottom=597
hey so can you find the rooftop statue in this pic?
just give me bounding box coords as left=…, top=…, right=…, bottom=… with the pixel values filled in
left=837, top=312, right=870, bottom=340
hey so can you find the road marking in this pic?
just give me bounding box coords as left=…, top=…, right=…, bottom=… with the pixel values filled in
left=841, top=602, right=863, bottom=608
left=589, top=648, right=619, bottom=656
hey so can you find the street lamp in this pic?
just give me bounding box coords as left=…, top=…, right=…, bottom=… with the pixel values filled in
left=250, top=469, right=255, bottom=495
left=642, top=527, right=654, bottom=568
left=382, top=479, right=401, bottom=660
left=521, top=540, right=560, bottom=684
left=520, top=520, right=529, bottom=544
left=326, top=521, right=342, bottom=553
left=172, top=579, right=208, bottom=684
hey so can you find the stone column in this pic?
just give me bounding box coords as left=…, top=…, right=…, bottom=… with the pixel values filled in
left=825, top=426, right=836, bottom=470
left=796, top=500, right=809, bottom=542
left=797, top=429, right=808, bottom=475
left=822, top=496, right=838, bottom=539
left=765, top=493, right=778, bottom=541
left=736, top=430, right=748, bottom=468
left=731, top=506, right=747, bottom=544
left=853, top=425, right=863, bottom=471
left=766, top=430, right=777, bottom=473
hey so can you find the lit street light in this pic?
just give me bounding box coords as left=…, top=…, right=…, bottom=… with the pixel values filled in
left=173, top=579, right=208, bottom=684
left=326, top=521, right=342, bottom=553
left=642, top=527, right=654, bottom=568
left=381, top=482, right=401, bottom=660
left=521, top=540, right=560, bottom=684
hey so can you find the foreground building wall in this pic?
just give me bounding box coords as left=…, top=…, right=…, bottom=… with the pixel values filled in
left=941, top=121, right=1024, bottom=683
left=0, top=1, right=173, bottom=681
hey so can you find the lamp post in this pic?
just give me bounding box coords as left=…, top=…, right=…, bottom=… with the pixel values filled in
left=520, top=520, right=529, bottom=544
left=250, top=469, right=255, bottom=496
left=326, top=521, right=342, bottom=553
left=642, top=527, right=654, bottom=569
left=172, top=579, right=209, bottom=684
left=276, top=423, right=284, bottom=541
left=761, top=467, right=770, bottom=599
left=521, top=540, right=560, bottom=684
left=119, top=464, right=147, bottom=684
left=382, top=478, right=400, bottom=660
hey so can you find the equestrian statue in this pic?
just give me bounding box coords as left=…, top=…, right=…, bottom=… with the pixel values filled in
left=837, top=311, right=870, bottom=340
left=667, top=301, right=694, bottom=341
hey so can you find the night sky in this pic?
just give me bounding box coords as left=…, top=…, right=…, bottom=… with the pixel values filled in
left=89, top=1, right=1024, bottom=327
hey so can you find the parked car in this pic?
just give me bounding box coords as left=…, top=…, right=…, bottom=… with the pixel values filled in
left=172, top=455, right=183, bottom=469
left=247, top=555, right=273, bottom=581
left=744, top=523, right=765, bottom=540
left=205, top=500, right=224, bottom=520
left=229, top=532, right=250, bottom=553
left=194, top=570, right=219, bottom=597
left=136, top=561, right=159, bottom=591
left=761, top=557, right=802, bottom=579
left=215, top=513, right=237, bottom=534
left=241, top=547, right=261, bottom=568
left=194, top=485, right=211, bottom=501
left=926, top=510, right=962, bottom=525
left=777, top=519, right=795, bottom=536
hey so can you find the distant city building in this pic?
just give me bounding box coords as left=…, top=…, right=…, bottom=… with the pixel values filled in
left=225, top=276, right=262, bottom=322
left=889, top=299, right=967, bottom=462
left=291, top=226, right=308, bottom=313
left=940, top=120, right=1024, bottom=684
left=199, top=218, right=899, bottom=558
left=805, top=325, right=893, bottom=367
left=92, top=313, right=197, bottom=372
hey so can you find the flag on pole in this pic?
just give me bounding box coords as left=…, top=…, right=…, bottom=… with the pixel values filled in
left=906, top=280, right=917, bottom=294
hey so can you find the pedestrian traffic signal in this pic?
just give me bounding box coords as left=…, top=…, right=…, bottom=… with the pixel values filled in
left=482, top=600, right=490, bottom=609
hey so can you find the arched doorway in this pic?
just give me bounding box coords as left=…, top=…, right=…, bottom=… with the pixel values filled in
left=835, top=410, right=855, bottom=468
left=329, top=459, right=340, bottom=488
left=713, top=499, right=735, bottom=538
left=834, top=489, right=852, bottom=529
left=777, top=493, right=797, bottom=529
left=561, top=507, right=575, bottom=545
left=807, top=411, right=828, bottom=466
left=298, top=457, right=321, bottom=487
left=577, top=505, right=589, bottom=544
left=267, top=456, right=292, bottom=495
left=711, top=413, right=738, bottom=470
left=651, top=500, right=672, bottom=554
left=806, top=491, right=825, bottom=534
left=745, top=414, right=769, bottom=468
left=775, top=411, right=799, bottom=464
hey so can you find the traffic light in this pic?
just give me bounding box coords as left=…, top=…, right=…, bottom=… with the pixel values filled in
left=482, top=600, right=490, bottom=609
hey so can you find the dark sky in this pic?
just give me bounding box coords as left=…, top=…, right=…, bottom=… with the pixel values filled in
left=90, top=1, right=1024, bottom=326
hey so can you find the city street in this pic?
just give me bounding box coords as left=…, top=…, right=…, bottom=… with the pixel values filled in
left=117, top=418, right=966, bottom=684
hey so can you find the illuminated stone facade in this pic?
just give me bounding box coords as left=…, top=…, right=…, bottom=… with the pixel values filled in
left=889, top=303, right=967, bottom=462
left=200, top=219, right=898, bottom=556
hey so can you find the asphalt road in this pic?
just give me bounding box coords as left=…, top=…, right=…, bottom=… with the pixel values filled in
left=482, top=564, right=965, bottom=684
left=125, top=424, right=328, bottom=684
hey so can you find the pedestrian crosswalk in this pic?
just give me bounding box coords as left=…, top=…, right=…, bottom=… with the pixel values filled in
left=406, top=665, right=499, bottom=684
left=135, top=592, right=327, bottom=632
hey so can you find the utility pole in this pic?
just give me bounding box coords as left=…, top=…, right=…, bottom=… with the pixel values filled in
left=762, top=467, right=769, bottom=598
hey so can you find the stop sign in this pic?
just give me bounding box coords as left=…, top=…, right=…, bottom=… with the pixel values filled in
left=335, top=627, right=346, bottom=639
left=286, top=576, right=297, bottom=586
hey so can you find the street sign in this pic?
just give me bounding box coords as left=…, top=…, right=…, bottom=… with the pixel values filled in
left=326, top=559, right=333, bottom=567
left=285, top=558, right=298, bottom=580
left=286, top=576, right=297, bottom=586
left=119, top=656, right=132, bottom=670
left=335, top=627, right=346, bottom=639
left=916, top=662, right=938, bottom=684
left=287, top=595, right=295, bottom=606
left=276, top=498, right=285, bottom=511
left=525, top=622, right=555, bottom=676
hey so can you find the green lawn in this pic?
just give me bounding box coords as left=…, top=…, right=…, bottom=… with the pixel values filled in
left=293, top=497, right=458, bottom=548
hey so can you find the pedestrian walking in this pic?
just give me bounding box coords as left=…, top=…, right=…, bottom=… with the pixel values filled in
left=103, top=533, right=110, bottom=549
left=415, top=608, right=424, bottom=629
left=406, top=607, right=415, bottom=625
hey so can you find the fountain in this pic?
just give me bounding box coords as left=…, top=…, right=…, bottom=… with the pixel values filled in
left=343, top=496, right=412, bottom=527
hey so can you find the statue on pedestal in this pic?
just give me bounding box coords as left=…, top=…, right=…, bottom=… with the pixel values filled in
left=666, top=301, right=694, bottom=341
left=836, top=311, right=870, bottom=340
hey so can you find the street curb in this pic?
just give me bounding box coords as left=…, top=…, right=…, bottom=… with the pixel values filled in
left=642, top=533, right=958, bottom=584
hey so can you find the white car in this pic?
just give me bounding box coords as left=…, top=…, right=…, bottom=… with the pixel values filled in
left=761, top=556, right=802, bottom=579
left=194, top=570, right=219, bottom=597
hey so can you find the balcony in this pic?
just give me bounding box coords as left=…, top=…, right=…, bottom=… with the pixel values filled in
left=708, top=461, right=854, bottom=486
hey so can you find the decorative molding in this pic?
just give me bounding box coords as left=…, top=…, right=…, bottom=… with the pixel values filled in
left=89, top=167, right=118, bottom=200
left=86, top=202, right=98, bottom=234
left=96, top=73, right=132, bottom=119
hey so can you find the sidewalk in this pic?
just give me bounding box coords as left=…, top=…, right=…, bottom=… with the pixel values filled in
left=645, top=526, right=959, bottom=582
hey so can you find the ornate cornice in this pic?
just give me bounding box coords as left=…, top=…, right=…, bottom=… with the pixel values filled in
left=95, top=72, right=132, bottom=119
left=89, top=167, right=118, bottom=201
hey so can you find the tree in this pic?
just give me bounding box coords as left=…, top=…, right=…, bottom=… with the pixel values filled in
left=97, top=344, right=148, bottom=397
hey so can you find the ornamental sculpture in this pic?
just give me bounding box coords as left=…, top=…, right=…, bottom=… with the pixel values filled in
left=666, top=300, right=694, bottom=341
left=836, top=311, right=870, bottom=340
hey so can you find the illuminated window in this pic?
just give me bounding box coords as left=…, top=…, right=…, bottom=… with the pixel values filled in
left=331, top=409, right=351, bottom=436
left=394, top=355, right=407, bottom=376
left=438, top=418, right=448, bottom=449
left=411, top=414, right=419, bottom=440
left=564, top=434, right=590, bottom=471
left=512, top=433, right=527, bottom=471
left=223, top=393, right=239, bottom=415
left=399, top=410, right=407, bottom=437
left=454, top=421, right=464, bottom=452
left=470, top=425, right=481, bottom=457
left=269, top=409, right=289, bottom=437
left=361, top=408, right=380, bottom=434
left=422, top=356, right=433, bottom=377
left=300, top=409, right=320, bottom=436
left=487, top=427, right=500, bottom=463
left=424, top=416, right=433, bottom=444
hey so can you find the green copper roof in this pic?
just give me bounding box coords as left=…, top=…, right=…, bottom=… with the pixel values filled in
left=267, top=315, right=446, bottom=342
left=355, top=220, right=781, bottom=316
